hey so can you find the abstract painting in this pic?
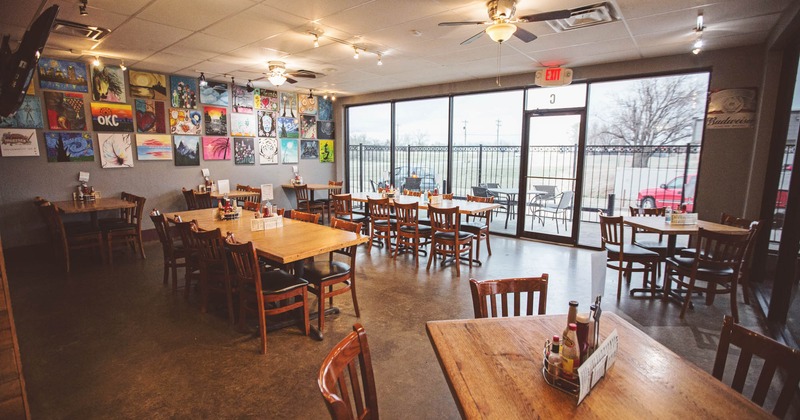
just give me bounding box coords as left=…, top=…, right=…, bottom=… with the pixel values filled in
left=44, top=91, right=86, bottom=131
left=135, top=134, right=173, bottom=160
left=300, top=140, right=318, bottom=160
left=202, top=136, right=231, bottom=160
left=204, top=106, right=227, bottom=135
left=91, top=102, right=134, bottom=132
left=319, top=139, right=334, bottom=163
left=234, top=137, right=255, bottom=165
left=37, top=58, right=88, bottom=92
left=129, top=70, right=167, bottom=100
left=169, top=108, right=202, bottom=135
left=317, top=120, right=334, bottom=139
left=254, top=88, right=278, bottom=111
left=231, top=84, right=254, bottom=114
left=0, top=129, right=39, bottom=157
left=277, top=117, right=298, bottom=138
left=174, top=135, right=200, bottom=166
left=91, top=64, right=126, bottom=103
left=44, top=132, right=94, bottom=162
left=280, top=138, right=298, bottom=164
left=134, top=99, right=166, bottom=134
left=0, top=96, right=43, bottom=128
left=170, top=75, right=198, bottom=109
left=299, top=95, right=317, bottom=115
left=200, top=81, right=228, bottom=106
left=258, top=137, right=278, bottom=165
left=230, top=113, right=255, bottom=137
left=257, top=110, right=276, bottom=137
left=279, top=92, right=297, bottom=118
left=98, top=133, right=134, bottom=168
left=300, top=115, right=317, bottom=139
left=318, top=97, right=333, bottom=120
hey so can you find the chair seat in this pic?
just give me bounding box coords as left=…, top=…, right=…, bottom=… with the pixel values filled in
left=666, top=256, right=736, bottom=277
left=434, top=231, right=475, bottom=241
left=633, top=239, right=669, bottom=251
left=102, top=222, right=137, bottom=232
left=373, top=219, right=396, bottom=227
left=461, top=221, right=487, bottom=232
left=64, top=223, right=102, bottom=236
left=302, top=260, right=351, bottom=284
left=243, top=269, right=308, bottom=294
left=418, top=217, right=430, bottom=225
left=606, top=243, right=660, bottom=259
left=400, top=225, right=431, bottom=233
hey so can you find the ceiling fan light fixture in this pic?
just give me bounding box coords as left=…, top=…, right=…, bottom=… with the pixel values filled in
left=485, top=22, right=516, bottom=43
left=246, top=80, right=255, bottom=92
left=268, top=74, right=287, bottom=86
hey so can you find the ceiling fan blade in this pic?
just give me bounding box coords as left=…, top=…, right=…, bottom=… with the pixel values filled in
left=514, top=27, right=537, bottom=43
left=439, top=21, right=487, bottom=26
left=517, top=9, right=571, bottom=22
left=288, top=72, right=317, bottom=79
left=286, top=77, right=298, bottom=84
left=461, top=30, right=485, bottom=45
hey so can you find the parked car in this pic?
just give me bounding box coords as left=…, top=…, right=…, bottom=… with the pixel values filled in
left=390, top=166, right=438, bottom=192
left=637, top=175, right=696, bottom=211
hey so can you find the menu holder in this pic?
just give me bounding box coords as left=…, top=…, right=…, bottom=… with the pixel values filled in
left=670, top=213, right=698, bottom=225
left=250, top=215, right=283, bottom=231
left=542, top=329, right=619, bottom=405
left=429, top=195, right=443, bottom=205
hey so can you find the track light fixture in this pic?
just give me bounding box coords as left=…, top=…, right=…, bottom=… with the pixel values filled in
left=119, top=60, right=126, bottom=71
left=377, top=55, right=383, bottom=66
left=231, top=76, right=235, bottom=87
left=198, top=72, right=207, bottom=87
left=79, top=0, right=88, bottom=16
left=692, top=12, right=705, bottom=55
left=246, top=80, right=255, bottom=93
left=307, top=89, right=314, bottom=99
left=307, top=30, right=385, bottom=65
left=353, top=47, right=359, bottom=59
left=92, top=56, right=101, bottom=67
left=331, top=93, right=336, bottom=101
left=313, top=35, right=320, bottom=48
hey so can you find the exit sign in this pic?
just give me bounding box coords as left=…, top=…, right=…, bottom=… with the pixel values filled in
left=534, top=67, right=574, bottom=87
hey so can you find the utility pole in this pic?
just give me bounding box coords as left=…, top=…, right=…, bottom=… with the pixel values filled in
left=462, top=120, right=468, bottom=145
left=496, top=119, right=501, bottom=145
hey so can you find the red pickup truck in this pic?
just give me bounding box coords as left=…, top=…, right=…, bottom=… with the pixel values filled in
left=637, top=175, right=696, bottom=211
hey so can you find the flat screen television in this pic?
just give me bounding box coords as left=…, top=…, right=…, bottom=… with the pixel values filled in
left=0, top=5, right=59, bottom=117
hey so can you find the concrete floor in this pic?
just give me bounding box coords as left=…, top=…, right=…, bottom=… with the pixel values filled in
left=4, top=236, right=789, bottom=418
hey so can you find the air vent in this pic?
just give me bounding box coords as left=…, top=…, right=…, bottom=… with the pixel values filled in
left=52, top=19, right=110, bottom=41
left=546, top=2, right=617, bottom=32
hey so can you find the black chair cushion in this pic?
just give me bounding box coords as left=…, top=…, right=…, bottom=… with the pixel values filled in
left=243, top=269, right=308, bottom=294
left=434, top=231, right=475, bottom=241
left=461, top=221, right=487, bottom=232
left=302, top=260, right=351, bottom=284
left=605, top=244, right=660, bottom=259
left=399, top=225, right=432, bottom=234
left=665, top=256, right=736, bottom=277
left=418, top=217, right=431, bottom=225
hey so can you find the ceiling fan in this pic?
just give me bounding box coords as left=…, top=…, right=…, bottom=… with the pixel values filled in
left=263, top=60, right=321, bottom=86
left=439, top=0, right=571, bottom=45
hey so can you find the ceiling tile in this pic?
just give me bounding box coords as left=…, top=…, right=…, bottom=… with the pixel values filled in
left=87, top=0, right=152, bottom=16
left=202, top=4, right=307, bottom=44
left=319, top=0, right=454, bottom=35
left=259, top=0, right=374, bottom=20
left=138, top=0, right=257, bottom=31
left=100, top=18, right=192, bottom=52
left=161, top=33, right=244, bottom=61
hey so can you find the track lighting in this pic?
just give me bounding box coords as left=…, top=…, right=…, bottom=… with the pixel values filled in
left=353, top=47, right=359, bottom=59
left=307, top=89, right=314, bottom=99
left=313, top=35, right=319, bottom=48
left=323, top=93, right=328, bottom=100
left=79, top=0, right=88, bottom=16
left=231, top=76, right=235, bottom=87
left=92, top=56, right=100, bottom=67
left=119, top=60, right=126, bottom=71
left=246, top=80, right=255, bottom=93
left=198, top=72, right=207, bottom=87
left=691, top=12, right=704, bottom=55
left=377, top=55, right=383, bottom=66
left=331, top=93, right=336, bottom=101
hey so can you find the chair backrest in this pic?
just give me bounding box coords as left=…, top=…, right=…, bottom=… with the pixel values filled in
left=245, top=186, right=261, bottom=203
left=403, top=177, right=422, bottom=191
left=466, top=194, right=493, bottom=223
left=485, top=183, right=501, bottom=189
left=294, top=184, right=311, bottom=203
left=182, top=187, right=197, bottom=210
left=555, top=191, right=574, bottom=209
left=393, top=201, right=419, bottom=230
left=37, top=201, right=68, bottom=249
left=236, top=184, right=251, bottom=191
left=367, top=197, right=391, bottom=223
left=532, top=185, right=558, bottom=200
left=598, top=212, right=624, bottom=248
left=227, top=241, right=263, bottom=295
left=174, top=219, right=202, bottom=252
left=629, top=206, right=666, bottom=217
left=318, top=324, right=378, bottom=420
left=720, top=212, right=753, bottom=229
left=243, top=201, right=259, bottom=211
left=369, top=180, right=377, bottom=192
left=330, top=218, right=362, bottom=259
left=469, top=275, right=549, bottom=318
left=441, top=193, right=453, bottom=200
left=194, top=191, right=213, bottom=209
left=403, top=189, right=423, bottom=197
left=332, top=194, right=353, bottom=220
left=128, top=193, right=146, bottom=229
left=194, top=228, right=228, bottom=265
left=328, top=180, right=344, bottom=196
left=712, top=315, right=800, bottom=417
left=292, top=210, right=321, bottom=224
left=149, top=213, right=175, bottom=252
left=692, top=228, right=751, bottom=272
left=471, top=186, right=490, bottom=198
left=429, top=205, right=460, bottom=234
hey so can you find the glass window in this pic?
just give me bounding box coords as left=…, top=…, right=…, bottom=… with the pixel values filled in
left=347, top=103, right=391, bottom=193
left=526, top=84, right=586, bottom=110
left=394, top=98, right=449, bottom=192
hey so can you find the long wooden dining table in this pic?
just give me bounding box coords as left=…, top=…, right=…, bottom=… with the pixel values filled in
left=349, top=192, right=502, bottom=215
left=624, top=215, right=748, bottom=257
left=426, top=312, right=770, bottom=419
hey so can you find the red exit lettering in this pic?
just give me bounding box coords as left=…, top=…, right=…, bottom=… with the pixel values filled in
left=545, top=68, right=561, bottom=81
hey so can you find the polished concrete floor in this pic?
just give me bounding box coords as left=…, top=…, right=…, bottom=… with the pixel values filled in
left=5, top=236, right=791, bottom=418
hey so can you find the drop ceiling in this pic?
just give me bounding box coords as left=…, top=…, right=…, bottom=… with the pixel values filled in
left=3, top=0, right=792, bottom=97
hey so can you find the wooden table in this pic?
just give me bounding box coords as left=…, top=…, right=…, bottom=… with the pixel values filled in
left=426, top=312, right=770, bottom=419
left=52, top=197, right=135, bottom=226
left=350, top=192, right=502, bottom=215
left=624, top=216, right=748, bottom=257
left=209, top=190, right=260, bottom=201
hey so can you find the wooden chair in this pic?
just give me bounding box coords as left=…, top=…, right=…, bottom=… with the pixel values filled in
left=322, top=181, right=344, bottom=222
left=469, top=275, right=548, bottom=318
left=292, top=210, right=321, bottom=224
left=427, top=205, right=473, bottom=277
left=227, top=240, right=309, bottom=354
left=462, top=195, right=493, bottom=260
left=236, top=184, right=251, bottom=191
left=318, top=323, right=378, bottom=420
left=103, top=193, right=146, bottom=264
left=174, top=219, right=202, bottom=299
left=294, top=184, right=324, bottom=215
left=37, top=201, right=105, bottom=273
left=182, top=187, right=197, bottom=210
left=193, top=190, right=213, bottom=209
left=150, top=213, right=188, bottom=294
left=599, top=213, right=660, bottom=299
left=367, top=197, right=393, bottom=251
left=302, top=219, right=363, bottom=334
left=712, top=315, right=800, bottom=418
left=245, top=186, right=261, bottom=204
left=98, top=191, right=133, bottom=226
left=331, top=194, right=368, bottom=231
left=393, top=201, right=431, bottom=265
left=194, top=228, right=237, bottom=325
left=243, top=201, right=259, bottom=212
left=629, top=206, right=670, bottom=276
left=441, top=193, right=453, bottom=200
left=403, top=189, right=423, bottom=197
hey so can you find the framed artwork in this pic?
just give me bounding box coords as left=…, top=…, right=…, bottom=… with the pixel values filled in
left=129, top=70, right=167, bottom=100
left=204, top=106, right=227, bottom=135
left=200, top=81, right=228, bottom=106
left=280, top=138, right=298, bottom=164
left=0, top=129, right=39, bottom=157
left=169, top=108, right=202, bottom=135
left=300, top=140, right=318, bottom=160
left=44, top=91, right=86, bottom=131
left=0, top=96, right=43, bottom=128
left=254, top=88, right=278, bottom=111
left=258, top=137, right=278, bottom=165
left=300, top=115, right=316, bottom=139
left=135, top=134, right=173, bottom=160
left=134, top=99, right=166, bottom=133
left=277, top=117, right=298, bottom=138
left=98, top=133, right=134, bottom=168
left=230, top=113, right=255, bottom=137
left=202, top=136, right=231, bottom=160
left=299, top=95, right=317, bottom=115
left=279, top=92, right=297, bottom=118
left=319, top=139, right=334, bottom=163
left=44, top=132, right=94, bottom=162
left=231, top=84, right=254, bottom=114
left=257, top=110, right=276, bottom=137
left=173, top=135, right=200, bottom=166
left=170, top=75, right=198, bottom=109
left=37, top=58, right=89, bottom=92
left=91, top=102, right=134, bottom=132
left=91, top=64, right=126, bottom=103
left=317, top=120, right=334, bottom=139
left=234, top=137, right=255, bottom=165
left=318, top=97, right=333, bottom=120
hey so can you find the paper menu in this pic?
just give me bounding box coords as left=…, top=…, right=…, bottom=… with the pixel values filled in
left=591, top=251, right=607, bottom=300
left=217, top=179, right=230, bottom=194
left=577, top=329, right=618, bottom=404
left=261, top=183, right=273, bottom=201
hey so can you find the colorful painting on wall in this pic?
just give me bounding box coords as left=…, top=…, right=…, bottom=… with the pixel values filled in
left=174, top=135, right=200, bottom=166
left=44, top=91, right=86, bottom=131
left=254, top=88, right=278, bottom=111
left=299, top=95, right=317, bottom=115
left=277, top=117, right=298, bottom=138
left=279, top=92, right=297, bottom=118
left=319, top=139, right=334, bottom=163
left=135, top=134, right=173, bottom=161
left=231, top=84, right=254, bottom=114
left=280, top=138, right=298, bottom=164
left=91, top=64, right=126, bottom=103
left=318, top=97, right=333, bottom=120
left=129, top=70, right=167, bottom=100
left=317, top=120, right=334, bottom=139
left=300, top=140, right=318, bottom=160
left=258, top=137, right=278, bottom=165
left=91, top=102, right=134, bottom=132
left=170, top=75, right=198, bottom=109
left=44, top=132, right=94, bottom=162
left=234, top=137, right=255, bottom=165
left=202, top=136, right=231, bottom=160
left=98, top=133, right=134, bottom=168
left=203, top=106, right=227, bottom=135
left=37, top=58, right=88, bottom=92
left=257, top=110, right=276, bottom=137
left=0, top=129, right=39, bottom=157
left=134, top=99, right=166, bottom=134
left=170, top=108, right=202, bottom=135
left=200, top=81, right=229, bottom=106
left=0, top=96, right=43, bottom=129
left=300, top=115, right=317, bottom=139
left=230, top=113, right=255, bottom=137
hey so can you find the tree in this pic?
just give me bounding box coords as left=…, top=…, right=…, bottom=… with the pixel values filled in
left=591, top=76, right=702, bottom=167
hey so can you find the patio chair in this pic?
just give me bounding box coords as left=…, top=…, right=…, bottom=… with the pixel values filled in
left=403, top=177, right=422, bottom=191
left=530, top=191, right=574, bottom=233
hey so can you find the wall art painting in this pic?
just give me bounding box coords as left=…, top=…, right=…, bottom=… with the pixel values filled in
left=44, top=91, right=86, bottom=131
left=234, top=137, right=255, bottom=165
left=91, top=102, right=134, bottom=132
left=170, top=75, right=198, bottom=109
left=299, top=95, right=317, bottom=115
left=200, top=81, right=228, bottom=106
left=37, top=58, right=88, bottom=92
left=231, top=84, right=254, bottom=114
left=0, top=96, right=43, bottom=129
left=202, top=136, right=231, bottom=160
left=135, top=134, right=173, bottom=160
left=300, top=140, right=318, bottom=160
left=230, top=113, right=255, bottom=137
left=170, top=108, right=202, bottom=135
left=98, top=133, right=134, bottom=168
left=257, top=110, right=276, bottom=137
left=318, top=97, right=333, bottom=120
left=0, top=129, right=39, bottom=157
left=258, top=137, right=278, bottom=165
left=317, top=120, right=334, bottom=139
left=91, top=64, right=126, bottom=103
left=254, top=88, right=278, bottom=111
left=300, top=115, right=316, bottom=139
left=134, top=99, right=166, bottom=134
left=174, top=135, right=200, bottom=166
left=280, top=138, right=298, bottom=164
left=129, top=70, right=167, bottom=100
left=319, top=139, right=334, bottom=163
left=204, top=106, right=227, bottom=135
left=277, top=117, right=298, bottom=138
left=44, top=132, right=94, bottom=162
left=279, top=92, right=297, bottom=118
